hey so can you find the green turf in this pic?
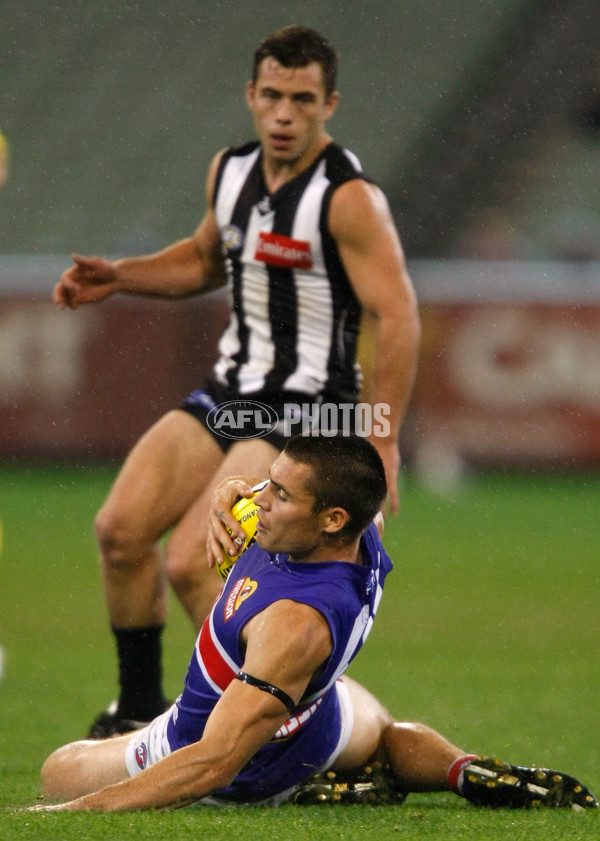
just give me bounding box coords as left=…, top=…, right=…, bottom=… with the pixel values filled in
left=0, top=464, right=598, bottom=840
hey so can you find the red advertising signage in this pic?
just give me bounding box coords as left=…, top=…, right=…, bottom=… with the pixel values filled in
left=407, top=301, right=600, bottom=468
left=0, top=290, right=228, bottom=459
left=1, top=258, right=599, bottom=467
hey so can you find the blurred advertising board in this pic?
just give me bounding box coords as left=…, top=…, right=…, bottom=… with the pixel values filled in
left=406, top=261, right=600, bottom=470
left=0, top=256, right=228, bottom=459
left=1, top=256, right=599, bottom=467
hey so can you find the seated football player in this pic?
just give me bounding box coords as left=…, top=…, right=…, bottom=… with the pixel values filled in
left=30, top=436, right=597, bottom=812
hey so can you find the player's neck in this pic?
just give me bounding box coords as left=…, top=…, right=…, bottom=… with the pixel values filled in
left=262, top=135, right=331, bottom=193
left=291, top=537, right=362, bottom=566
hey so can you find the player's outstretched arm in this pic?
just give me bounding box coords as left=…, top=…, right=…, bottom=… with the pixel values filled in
left=30, top=601, right=330, bottom=811
left=53, top=151, right=227, bottom=310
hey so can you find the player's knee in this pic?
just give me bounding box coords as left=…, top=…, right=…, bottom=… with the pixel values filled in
left=41, top=745, right=79, bottom=799
left=95, top=506, right=143, bottom=568
left=165, top=540, right=221, bottom=621
left=382, top=721, right=434, bottom=758
left=165, top=545, right=203, bottom=593
left=41, top=754, right=62, bottom=798
left=385, top=720, right=430, bottom=739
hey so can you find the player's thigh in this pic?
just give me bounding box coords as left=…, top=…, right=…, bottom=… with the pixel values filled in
left=98, top=410, right=224, bottom=544
left=334, top=676, right=394, bottom=769
left=166, top=437, right=279, bottom=564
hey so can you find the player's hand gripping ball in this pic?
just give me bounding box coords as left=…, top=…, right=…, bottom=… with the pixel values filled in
left=216, top=492, right=260, bottom=582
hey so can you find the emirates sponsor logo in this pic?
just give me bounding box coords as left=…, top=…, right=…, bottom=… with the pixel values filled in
left=255, top=231, right=313, bottom=269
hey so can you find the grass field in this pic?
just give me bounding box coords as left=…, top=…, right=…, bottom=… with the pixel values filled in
left=0, top=463, right=598, bottom=840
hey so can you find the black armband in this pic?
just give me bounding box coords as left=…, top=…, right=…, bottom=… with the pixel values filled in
left=235, top=670, right=296, bottom=715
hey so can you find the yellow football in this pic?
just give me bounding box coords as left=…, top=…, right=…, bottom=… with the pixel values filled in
left=216, top=492, right=260, bottom=582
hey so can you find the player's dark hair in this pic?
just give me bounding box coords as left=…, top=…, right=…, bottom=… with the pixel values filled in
left=283, top=434, right=387, bottom=542
left=253, top=25, right=338, bottom=98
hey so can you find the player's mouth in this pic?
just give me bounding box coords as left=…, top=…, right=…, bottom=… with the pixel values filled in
left=270, top=133, right=294, bottom=150
left=256, top=515, right=267, bottom=534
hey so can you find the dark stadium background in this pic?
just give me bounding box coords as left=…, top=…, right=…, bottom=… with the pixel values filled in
left=2, top=0, right=599, bottom=475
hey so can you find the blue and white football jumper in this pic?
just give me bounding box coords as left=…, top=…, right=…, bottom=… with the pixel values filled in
left=126, top=521, right=393, bottom=804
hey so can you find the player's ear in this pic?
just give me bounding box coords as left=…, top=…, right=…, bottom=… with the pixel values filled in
left=321, top=506, right=349, bottom=535
left=324, top=90, right=340, bottom=120
left=246, top=80, right=256, bottom=110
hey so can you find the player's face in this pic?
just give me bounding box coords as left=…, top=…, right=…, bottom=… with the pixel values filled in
left=246, top=58, right=339, bottom=169
left=253, top=453, right=332, bottom=559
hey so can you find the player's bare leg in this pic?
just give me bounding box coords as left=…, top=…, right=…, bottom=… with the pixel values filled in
left=336, top=675, right=462, bottom=789
left=41, top=734, right=131, bottom=801
left=95, top=410, right=224, bottom=630
left=90, top=410, right=225, bottom=733
left=333, top=676, right=395, bottom=770
left=299, top=677, right=598, bottom=810
left=292, top=676, right=463, bottom=805
left=382, top=721, right=462, bottom=791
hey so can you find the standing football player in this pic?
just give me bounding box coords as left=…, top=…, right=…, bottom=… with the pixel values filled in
left=53, top=26, right=421, bottom=737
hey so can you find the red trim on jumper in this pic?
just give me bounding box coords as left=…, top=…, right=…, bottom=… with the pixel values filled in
left=198, top=618, right=237, bottom=692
